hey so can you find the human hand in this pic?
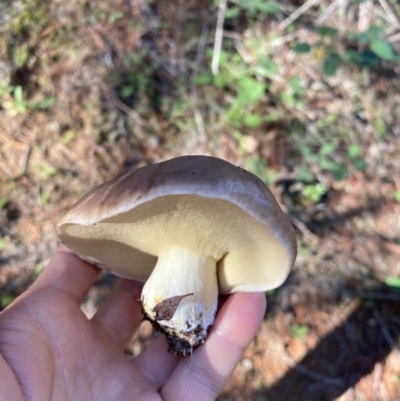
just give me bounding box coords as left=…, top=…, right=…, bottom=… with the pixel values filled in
left=0, top=246, right=266, bottom=401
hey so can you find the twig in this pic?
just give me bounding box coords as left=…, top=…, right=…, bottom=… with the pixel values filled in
left=377, top=0, right=400, bottom=29
left=387, top=31, right=400, bottom=43
left=20, top=145, right=30, bottom=176
left=315, top=0, right=342, bottom=26
left=100, top=84, right=147, bottom=127
left=190, top=20, right=210, bottom=80
left=190, top=22, right=209, bottom=149
left=211, top=0, right=228, bottom=76
left=112, top=97, right=147, bottom=127
left=289, top=214, right=320, bottom=244
left=339, top=0, right=349, bottom=33
left=279, top=0, right=318, bottom=31
left=269, top=32, right=297, bottom=47
left=343, top=290, right=400, bottom=301
left=373, top=308, right=398, bottom=352
left=283, top=351, right=343, bottom=385
left=382, top=241, right=400, bottom=255
left=358, top=0, right=373, bottom=33
left=190, top=88, right=206, bottom=149
left=373, top=363, right=390, bottom=401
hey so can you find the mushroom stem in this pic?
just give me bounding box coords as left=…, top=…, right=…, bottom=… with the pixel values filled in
left=141, top=247, right=218, bottom=355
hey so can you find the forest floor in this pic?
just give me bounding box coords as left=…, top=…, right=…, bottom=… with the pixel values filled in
left=1, top=1, right=400, bottom=400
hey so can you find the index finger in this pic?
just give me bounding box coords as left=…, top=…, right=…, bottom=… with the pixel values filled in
left=161, top=292, right=266, bottom=401
left=29, top=245, right=101, bottom=304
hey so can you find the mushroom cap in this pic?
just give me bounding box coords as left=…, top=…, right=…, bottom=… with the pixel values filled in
left=57, top=155, right=297, bottom=293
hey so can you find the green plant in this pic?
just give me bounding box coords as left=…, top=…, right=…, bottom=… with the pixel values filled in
left=280, top=76, right=306, bottom=108
left=1, top=84, right=55, bottom=116
left=38, top=164, right=57, bottom=181
left=385, top=277, right=400, bottom=293
left=243, top=156, right=278, bottom=186
left=109, top=48, right=166, bottom=117
left=299, top=143, right=348, bottom=180
left=39, top=188, right=52, bottom=206
left=0, top=294, right=16, bottom=309
left=2, top=86, right=29, bottom=116
left=199, top=38, right=281, bottom=130
left=0, top=236, right=7, bottom=250
left=226, top=0, right=281, bottom=19
left=0, top=197, right=8, bottom=210
left=290, top=324, right=310, bottom=338
left=292, top=24, right=400, bottom=76
left=347, top=144, right=367, bottom=171
left=108, top=11, right=123, bottom=24
left=33, top=260, right=48, bottom=279
left=303, top=182, right=326, bottom=204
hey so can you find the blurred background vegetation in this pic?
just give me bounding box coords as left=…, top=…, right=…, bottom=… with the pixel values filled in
left=1, top=0, right=400, bottom=399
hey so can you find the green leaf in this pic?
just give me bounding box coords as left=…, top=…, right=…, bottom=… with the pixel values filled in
left=241, top=0, right=280, bottom=14
left=256, top=2, right=280, bottom=14
left=354, top=32, right=370, bottom=44
left=303, top=183, right=326, bottom=203
left=347, top=144, right=361, bottom=158
left=320, top=143, right=336, bottom=156
left=0, top=294, right=16, bottom=309
left=289, top=76, right=304, bottom=96
left=0, top=197, right=7, bottom=210
left=281, top=92, right=295, bottom=106
left=237, top=77, right=266, bottom=104
left=366, top=25, right=385, bottom=39
left=345, top=49, right=380, bottom=67
left=225, top=7, right=241, bottom=19
left=35, top=96, right=55, bottom=110
left=385, top=277, right=400, bottom=290
left=259, top=57, right=279, bottom=78
left=393, top=54, right=400, bottom=64
left=213, top=74, right=226, bottom=89
left=352, top=157, right=367, bottom=171
left=39, top=164, right=57, bottom=180
left=319, top=158, right=348, bottom=179
left=120, top=85, right=135, bottom=99
left=108, top=11, right=123, bottom=23
left=332, top=163, right=348, bottom=180
left=394, top=191, right=400, bottom=203
left=194, top=73, right=213, bottom=86
left=14, top=85, right=23, bottom=104
left=62, top=130, right=75, bottom=145
left=318, top=157, right=337, bottom=171
left=296, top=166, right=315, bottom=183
left=299, top=144, right=313, bottom=158
left=265, top=111, right=282, bottom=122
left=315, top=26, right=338, bottom=37
left=290, top=324, right=310, bottom=338
left=243, top=113, right=262, bottom=128
left=323, top=53, right=341, bottom=75
left=370, top=39, right=394, bottom=61
left=292, top=42, right=311, bottom=53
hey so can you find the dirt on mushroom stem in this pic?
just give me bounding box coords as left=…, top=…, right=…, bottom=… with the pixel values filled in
left=142, top=305, right=212, bottom=356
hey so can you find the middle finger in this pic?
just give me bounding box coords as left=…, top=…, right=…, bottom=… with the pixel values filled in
left=91, top=279, right=143, bottom=347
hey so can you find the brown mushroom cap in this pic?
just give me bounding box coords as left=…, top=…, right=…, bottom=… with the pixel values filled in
left=58, top=155, right=297, bottom=293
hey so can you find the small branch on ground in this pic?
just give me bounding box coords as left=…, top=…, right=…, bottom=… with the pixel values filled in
left=212, top=0, right=227, bottom=76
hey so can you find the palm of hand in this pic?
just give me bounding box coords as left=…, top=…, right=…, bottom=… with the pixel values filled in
left=0, top=248, right=265, bottom=401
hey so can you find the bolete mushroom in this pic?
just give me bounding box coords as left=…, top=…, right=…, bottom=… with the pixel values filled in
left=57, top=155, right=297, bottom=355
